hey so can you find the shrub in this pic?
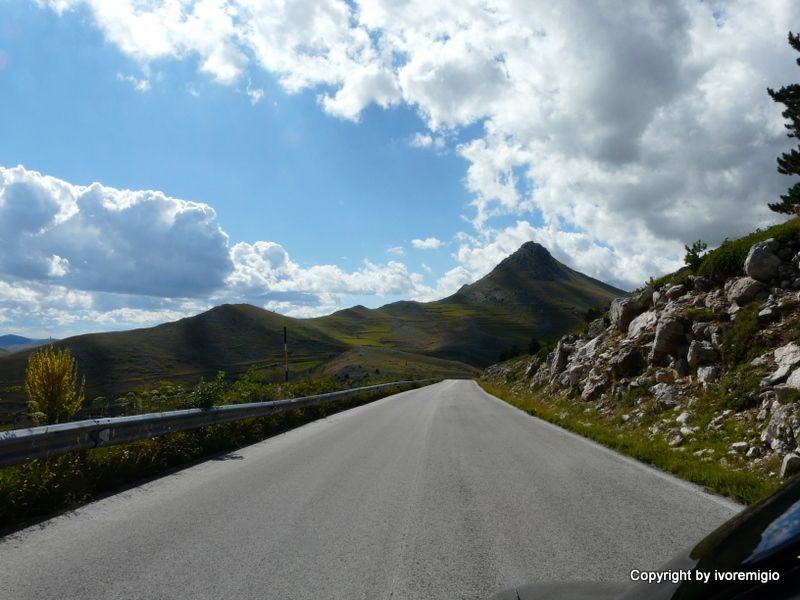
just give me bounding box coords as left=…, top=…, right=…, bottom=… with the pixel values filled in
left=721, top=305, right=762, bottom=364
left=697, top=219, right=800, bottom=281
left=192, top=371, right=227, bottom=410
left=683, top=307, right=715, bottom=322
left=25, top=344, right=86, bottom=424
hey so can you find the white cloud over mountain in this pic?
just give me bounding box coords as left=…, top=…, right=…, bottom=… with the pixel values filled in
left=37, top=0, right=800, bottom=294
left=0, top=166, right=450, bottom=333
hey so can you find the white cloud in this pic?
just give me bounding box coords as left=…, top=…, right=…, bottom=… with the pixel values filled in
left=40, top=0, right=800, bottom=289
left=0, top=165, right=233, bottom=297
left=226, top=241, right=430, bottom=302
left=409, top=132, right=445, bottom=149
left=387, top=245, right=404, bottom=255
left=116, top=72, right=151, bottom=91
left=412, top=237, right=444, bottom=250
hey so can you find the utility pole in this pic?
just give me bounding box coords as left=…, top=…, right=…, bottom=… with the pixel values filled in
left=283, top=325, right=289, bottom=382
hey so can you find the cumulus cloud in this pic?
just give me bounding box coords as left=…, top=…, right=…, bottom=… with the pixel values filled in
left=226, top=241, right=431, bottom=303
left=0, top=167, right=450, bottom=335
left=411, top=237, right=444, bottom=250
left=39, top=0, right=800, bottom=289
left=0, top=165, right=233, bottom=297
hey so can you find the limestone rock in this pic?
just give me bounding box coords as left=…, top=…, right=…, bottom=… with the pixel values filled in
left=581, top=373, right=607, bottom=401
left=610, top=346, right=644, bottom=378
left=781, top=453, right=800, bottom=478
left=731, top=441, right=749, bottom=454
left=650, top=316, right=686, bottom=364
left=687, top=340, right=720, bottom=368
left=650, top=382, right=677, bottom=408
left=634, top=286, right=654, bottom=308
left=665, top=284, right=688, bottom=300
left=697, top=365, right=721, bottom=387
left=572, top=336, right=604, bottom=363
left=610, top=297, right=644, bottom=332
left=745, top=239, right=781, bottom=282
left=587, top=318, right=606, bottom=338
left=691, top=322, right=710, bottom=339
left=627, top=310, right=658, bottom=340
left=549, top=341, right=572, bottom=377
left=775, top=343, right=800, bottom=368
left=786, top=369, right=800, bottom=390
left=760, top=403, right=800, bottom=453
left=725, top=276, right=766, bottom=306
left=568, top=363, right=591, bottom=388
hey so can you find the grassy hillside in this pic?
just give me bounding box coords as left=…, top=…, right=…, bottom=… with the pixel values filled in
left=311, top=346, right=481, bottom=383
left=0, top=242, right=622, bottom=406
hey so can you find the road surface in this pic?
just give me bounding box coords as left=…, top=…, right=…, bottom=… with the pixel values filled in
left=0, top=380, right=742, bottom=599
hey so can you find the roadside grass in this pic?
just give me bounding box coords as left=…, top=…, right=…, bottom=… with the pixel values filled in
left=479, top=381, right=779, bottom=505
left=0, top=381, right=426, bottom=532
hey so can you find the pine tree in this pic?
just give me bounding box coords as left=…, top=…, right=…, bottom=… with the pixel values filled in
left=768, top=32, right=800, bottom=214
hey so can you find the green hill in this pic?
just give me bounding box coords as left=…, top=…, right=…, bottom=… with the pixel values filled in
left=0, top=242, right=623, bottom=401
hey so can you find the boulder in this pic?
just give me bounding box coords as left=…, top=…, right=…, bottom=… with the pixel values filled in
left=587, top=318, right=606, bottom=338
left=786, top=369, right=800, bottom=390
left=746, top=446, right=763, bottom=459
left=762, top=365, right=792, bottom=388
left=760, top=402, right=800, bottom=453
left=572, top=336, right=604, bottom=363
left=666, top=429, right=684, bottom=446
left=687, top=340, right=720, bottom=368
left=725, top=276, right=766, bottom=306
left=627, top=310, right=658, bottom=339
left=650, top=316, right=686, bottom=364
left=610, top=346, right=644, bottom=378
left=697, top=365, right=721, bottom=387
left=691, top=322, right=710, bottom=339
left=549, top=341, right=572, bottom=377
left=567, top=363, right=591, bottom=388
left=704, top=288, right=727, bottom=313
left=581, top=373, right=607, bottom=401
left=610, top=297, right=643, bottom=332
left=635, top=286, right=654, bottom=308
left=776, top=342, right=800, bottom=368
left=650, top=382, right=678, bottom=408
left=781, top=453, right=800, bottom=478
left=731, top=442, right=749, bottom=454
left=745, top=239, right=781, bottom=282
left=665, top=284, right=688, bottom=300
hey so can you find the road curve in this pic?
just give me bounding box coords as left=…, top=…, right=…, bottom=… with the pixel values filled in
left=0, top=380, right=742, bottom=599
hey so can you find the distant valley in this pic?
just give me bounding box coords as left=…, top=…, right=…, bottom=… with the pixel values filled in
left=0, top=242, right=623, bottom=401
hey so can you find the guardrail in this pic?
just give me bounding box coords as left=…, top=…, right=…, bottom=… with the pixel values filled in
left=0, top=379, right=437, bottom=468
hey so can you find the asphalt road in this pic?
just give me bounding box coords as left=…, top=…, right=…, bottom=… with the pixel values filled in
left=0, top=380, right=742, bottom=599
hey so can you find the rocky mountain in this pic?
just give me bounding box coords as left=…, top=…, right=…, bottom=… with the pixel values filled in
left=485, top=222, right=800, bottom=486
left=0, top=242, right=622, bottom=402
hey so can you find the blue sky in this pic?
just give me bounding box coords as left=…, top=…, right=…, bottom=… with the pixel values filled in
left=0, top=0, right=798, bottom=337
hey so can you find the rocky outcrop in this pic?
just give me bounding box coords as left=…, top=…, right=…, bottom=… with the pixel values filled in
left=485, top=231, right=800, bottom=478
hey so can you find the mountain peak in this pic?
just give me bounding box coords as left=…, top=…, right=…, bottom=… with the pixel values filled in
left=488, top=241, right=567, bottom=282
